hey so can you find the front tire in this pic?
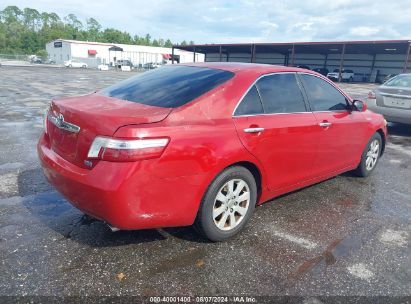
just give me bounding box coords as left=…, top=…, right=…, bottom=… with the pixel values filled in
left=194, top=166, right=257, bottom=242
left=354, top=132, right=382, bottom=177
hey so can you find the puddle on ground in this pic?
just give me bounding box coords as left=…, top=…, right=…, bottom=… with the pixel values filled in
left=292, top=234, right=365, bottom=279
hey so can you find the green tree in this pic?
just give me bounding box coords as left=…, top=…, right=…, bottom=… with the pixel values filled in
left=64, top=13, right=82, bottom=30
left=144, top=33, right=151, bottom=45
left=22, top=7, right=41, bottom=29
left=133, top=34, right=141, bottom=44
left=86, top=18, right=101, bottom=41
left=40, top=12, right=60, bottom=27
left=1, top=6, right=22, bottom=23
left=164, top=39, right=173, bottom=47
left=0, top=5, right=186, bottom=54
left=102, top=28, right=124, bottom=43
left=152, top=39, right=159, bottom=47
left=48, top=13, right=61, bottom=26
left=35, top=49, right=47, bottom=59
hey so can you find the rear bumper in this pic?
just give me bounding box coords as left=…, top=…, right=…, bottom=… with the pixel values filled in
left=37, top=133, right=206, bottom=230
left=366, top=99, right=411, bottom=124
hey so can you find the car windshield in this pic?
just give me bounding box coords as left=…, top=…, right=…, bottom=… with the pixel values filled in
left=99, top=65, right=234, bottom=108
left=384, top=74, right=411, bottom=87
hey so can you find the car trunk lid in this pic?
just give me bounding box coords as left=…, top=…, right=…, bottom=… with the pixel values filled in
left=377, top=86, right=411, bottom=109
left=47, top=93, right=172, bottom=168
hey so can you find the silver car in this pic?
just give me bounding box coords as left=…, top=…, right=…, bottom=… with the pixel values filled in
left=367, top=73, right=411, bottom=124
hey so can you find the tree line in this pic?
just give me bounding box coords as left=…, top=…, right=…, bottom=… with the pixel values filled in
left=0, top=5, right=194, bottom=56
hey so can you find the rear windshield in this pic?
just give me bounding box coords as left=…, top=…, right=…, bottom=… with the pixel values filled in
left=99, top=65, right=234, bottom=108
left=384, top=74, right=411, bottom=87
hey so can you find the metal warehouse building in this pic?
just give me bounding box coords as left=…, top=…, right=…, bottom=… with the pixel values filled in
left=46, top=39, right=204, bottom=68
left=174, top=40, right=411, bottom=83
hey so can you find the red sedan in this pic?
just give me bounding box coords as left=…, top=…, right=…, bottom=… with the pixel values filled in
left=38, top=63, right=387, bottom=241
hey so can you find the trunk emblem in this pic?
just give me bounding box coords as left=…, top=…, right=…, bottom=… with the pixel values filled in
left=48, top=112, right=81, bottom=133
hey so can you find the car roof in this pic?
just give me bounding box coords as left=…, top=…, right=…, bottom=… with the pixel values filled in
left=181, top=62, right=318, bottom=77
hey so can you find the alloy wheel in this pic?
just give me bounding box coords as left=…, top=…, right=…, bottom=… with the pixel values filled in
left=365, top=139, right=380, bottom=171
left=213, top=179, right=250, bottom=231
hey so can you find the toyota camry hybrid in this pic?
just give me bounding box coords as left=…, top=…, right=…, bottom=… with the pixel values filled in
left=38, top=63, right=387, bottom=241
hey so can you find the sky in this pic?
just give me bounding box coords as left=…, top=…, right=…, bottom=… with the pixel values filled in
left=2, top=0, right=411, bottom=44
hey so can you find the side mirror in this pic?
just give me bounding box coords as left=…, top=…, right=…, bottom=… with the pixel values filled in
left=353, top=99, right=367, bottom=112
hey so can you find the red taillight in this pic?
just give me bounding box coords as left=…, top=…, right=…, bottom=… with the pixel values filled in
left=367, top=91, right=376, bottom=99
left=87, top=136, right=169, bottom=162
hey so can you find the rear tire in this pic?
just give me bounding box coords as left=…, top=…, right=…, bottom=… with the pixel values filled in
left=354, top=132, right=382, bottom=177
left=194, top=166, right=257, bottom=242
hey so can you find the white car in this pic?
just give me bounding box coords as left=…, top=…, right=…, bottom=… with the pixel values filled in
left=64, top=60, right=88, bottom=68
left=327, top=69, right=354, bottom=82
left=97, top=64, right=109, bottom=71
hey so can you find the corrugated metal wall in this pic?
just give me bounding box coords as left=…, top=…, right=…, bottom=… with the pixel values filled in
left=204, top=51, right=410, bottom=82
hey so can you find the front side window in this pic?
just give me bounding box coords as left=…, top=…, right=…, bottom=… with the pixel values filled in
left=234, top=85, right=264, bottom=116
left=300, top=74, right=348, bottom=111
left=255, top=73, right=307, bottom=114
left=100, top=66, right=234, bottom=108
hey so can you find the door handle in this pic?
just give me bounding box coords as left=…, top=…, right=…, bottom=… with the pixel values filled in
left=319, top=122, right=332, bottom=128
left=244, top=127, right=265, bottom=133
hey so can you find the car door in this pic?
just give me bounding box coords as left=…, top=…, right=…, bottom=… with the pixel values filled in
left=298, top=73, right=367, bottom=175
left=233, top=73, right=320, bottom=191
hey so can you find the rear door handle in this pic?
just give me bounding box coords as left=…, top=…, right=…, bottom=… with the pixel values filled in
left=244, top=127, right=265, bottom=133
left=319, top=122, right=332, bottom=128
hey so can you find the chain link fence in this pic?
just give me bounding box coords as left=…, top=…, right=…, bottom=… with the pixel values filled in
left=0, top=54, right=30, bottom=64
left=0, top=54, right=59, bottom=66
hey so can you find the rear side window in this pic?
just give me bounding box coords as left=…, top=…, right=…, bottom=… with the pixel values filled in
left=255, top=73, right=307, bottom=114
left=234, top=85, right=264, bottom=116
left=100, top=66, right=234, bottom=108
left=300, top=74, right=348, bottom=111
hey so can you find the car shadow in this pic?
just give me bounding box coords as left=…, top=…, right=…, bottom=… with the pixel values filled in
left=18, top=168, right=208, bottom=247
left=387, top=122, right=411, bottom=137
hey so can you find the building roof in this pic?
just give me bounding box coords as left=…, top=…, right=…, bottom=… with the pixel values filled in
left=53, top=39, right=117, bottom=47
left=174, top=39, right=411, bottom=55
left=49, top=39, right=190, bottom=53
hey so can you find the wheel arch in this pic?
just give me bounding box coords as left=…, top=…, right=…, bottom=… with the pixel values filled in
left=225, top=160, right=263, bottom=201
left=376, top=128, right=386, bottom=156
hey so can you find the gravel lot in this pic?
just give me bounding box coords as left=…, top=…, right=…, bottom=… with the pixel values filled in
left=0, top=66, right=410, bottom=300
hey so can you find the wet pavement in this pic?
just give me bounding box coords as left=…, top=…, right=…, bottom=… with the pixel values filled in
left=0, top=66, right=410, bottom=298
